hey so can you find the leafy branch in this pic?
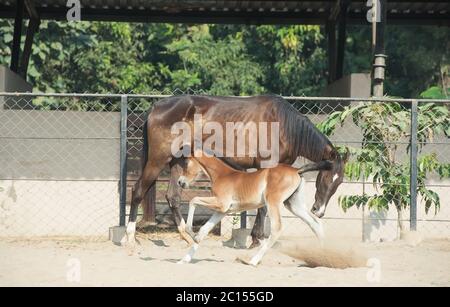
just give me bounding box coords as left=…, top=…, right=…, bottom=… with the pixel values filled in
left=318, top=98, right=450, bottom=233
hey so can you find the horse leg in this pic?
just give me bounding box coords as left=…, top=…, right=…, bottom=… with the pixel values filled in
left=285, top=181, right=324, bottom=244
left=185, top=196, right=220, bottom=237
left=122, top=160, right=166, bottom=247
left=250, top=206, right=267, bottom=249
left=178, top=196, right=222, bottom=242
left=246, top=202, right=283, bottom=266
left=185, top=199, right=196, bottom=236
left=178, top=211, right=225, bottom=264
left=178, top=196, right=222, bottom=263
left=165, top=163, right=195, bottom=245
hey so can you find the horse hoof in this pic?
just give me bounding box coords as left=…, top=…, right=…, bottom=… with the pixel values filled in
left=236, top=256, right=258, bottom=267
left=177, top=258, right=191, bottom=264
left=248, top=241, right=261, bottom=249
left=121, top=239, right=137, bottom=255
left=127, top=244, right=137, bottom=255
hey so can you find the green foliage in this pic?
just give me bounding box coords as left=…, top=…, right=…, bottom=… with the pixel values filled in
left=318, top=101, right=450, bottom=217
left=0, top=23, right=12, bottom=66
left=384, top=27, right=449, bottom=98
left=420, top=86, right=449, bottom=99
left=345, top=26, right=450, bottom=98
left=240, top=25, right=327, bottom=96
left=165, top=25, right=265, bottom=95
left=231, top=215, right=240, bottom=227
left=0, top=20, right=448, bottom=100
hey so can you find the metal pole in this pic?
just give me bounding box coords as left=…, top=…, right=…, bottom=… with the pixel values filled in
left=410, top=100, right=418, bottom=231
left=326, top=20, right=337, bottom=84
left=119, top=95, right=128, bottom=226
left=19, top=16, right=41, bottom=78
left=371, top=0, right=377, bottom=51
left=362, top=170, right=366, bottom=242
left=240, top=212, right=247, bottom=229
left=336, top=0, right=349, bottom=81
left=10, top=0, right=24, bottom=73
left=372, top=0, right=387, bottom=97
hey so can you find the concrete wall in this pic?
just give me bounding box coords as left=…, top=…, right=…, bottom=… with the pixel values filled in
left=0, top=108, right=120, bottom=237
left=0, top=66, right=33, bottom=109
left=0, top=109, right=120, bottom=180
left=0, top=180, right=119, bottom=236
left=322, top=73, right=371, bottom=98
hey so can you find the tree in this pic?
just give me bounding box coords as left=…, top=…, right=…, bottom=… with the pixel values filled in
left=1, top=20, right=449, bottom=98
left=239, top=25, right=327, bottom=96
left=345, top=25, right=450, bottom=98
left=165, top=25, right=265, bottom=95
left=318, top=99, right=450, bottom=234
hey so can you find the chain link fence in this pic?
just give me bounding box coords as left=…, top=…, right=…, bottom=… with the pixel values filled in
left=286, top=97, right=450, bottom=241
left=0, top=93, right=123, bottom=239
left=1, top=92, right=449, bottom=242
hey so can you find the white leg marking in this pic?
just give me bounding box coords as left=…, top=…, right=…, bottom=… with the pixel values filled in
left=249, top=239, right=270, bottom=266
left=186, top=201, right=197, bottom=233
left=248, top=226, right=283, bottom=266
left=127, top=221, right=136, bottom=235
left=178, top=212, right=225, bottom=264
left=121, top=221, right=136, bottom=245
left=248, top=202, right=283, bottom=266
left=196, top=212, right=226, bottom=242
left=286, top=183, right=324, bottom=242
left=178, top=243, right=199, bottom=264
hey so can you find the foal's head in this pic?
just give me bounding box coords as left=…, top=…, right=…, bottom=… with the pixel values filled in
left=177, top=157, right=203, bottom=189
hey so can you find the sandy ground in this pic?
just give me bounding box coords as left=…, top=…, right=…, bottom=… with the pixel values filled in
left=0, top=233, right=449, bottom=287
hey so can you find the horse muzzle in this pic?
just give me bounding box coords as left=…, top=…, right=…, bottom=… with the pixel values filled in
left=177, top=177, right=189, bottom=189
left=311, top=204, right=326, bottom=218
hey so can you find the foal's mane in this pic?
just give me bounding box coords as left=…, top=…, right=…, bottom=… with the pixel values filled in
left=193, top=152, right=248, bottom=184
left=194, top=151, right=247, bottom=176
left=273, top=96, right=335, bottom=162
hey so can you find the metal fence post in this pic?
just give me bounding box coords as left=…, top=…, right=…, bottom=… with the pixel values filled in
left=240, top=212, right=247, bottom=229
left=410, top=100, right=418, bottom=231
left=119, top=95, right=128, bottom=226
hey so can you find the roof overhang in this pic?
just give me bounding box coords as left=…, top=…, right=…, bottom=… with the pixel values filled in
left=0, top=1, right=449, bottom=26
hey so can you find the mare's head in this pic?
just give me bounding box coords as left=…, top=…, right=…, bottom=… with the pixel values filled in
left=299, top=150, right=349, bottom=218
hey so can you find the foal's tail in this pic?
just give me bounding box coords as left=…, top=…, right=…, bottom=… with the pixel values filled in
left=297, top=160, right=333, bottom=174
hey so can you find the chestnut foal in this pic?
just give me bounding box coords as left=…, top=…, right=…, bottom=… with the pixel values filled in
left=177, top=150, right=328, bottom=266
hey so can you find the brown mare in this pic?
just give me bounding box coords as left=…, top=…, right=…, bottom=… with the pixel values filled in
left=122, top=95, right=348, bottom=247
